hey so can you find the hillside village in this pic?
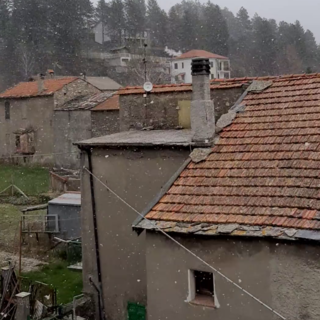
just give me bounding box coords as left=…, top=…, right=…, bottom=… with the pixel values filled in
left=1, top=0, right=320, bottom=320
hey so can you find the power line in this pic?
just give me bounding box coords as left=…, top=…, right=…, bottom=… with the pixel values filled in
left=84, top=167, right=286, bottom=320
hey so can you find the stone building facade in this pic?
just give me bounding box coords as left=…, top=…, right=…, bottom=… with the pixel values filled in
left=118, top=84, right=245, bottom=131
left=54, top=92, right=120, bottom=168
left=0, top=77, right=100, bottom=165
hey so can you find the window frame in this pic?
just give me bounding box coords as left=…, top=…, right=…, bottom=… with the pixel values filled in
left=174, top=63, right=178, bottom=70
left=182, top=62, right=184, bottom=69
left=186, top=269, right=219, bottom=309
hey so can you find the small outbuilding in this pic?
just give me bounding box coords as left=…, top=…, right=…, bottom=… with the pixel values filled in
left=48, top=193, right=81, bottom=240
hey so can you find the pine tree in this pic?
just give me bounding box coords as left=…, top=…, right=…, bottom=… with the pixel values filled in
left=48, top=0, right=93, bottom=74
left=251, top=15, right=278, bottom=75
left=11, top=0, right=49, bottom=76
left=167, top=6, right=182, bottom=51
left=124, top=0, right=146, bottom=37
left=147, top=0, right=168, bottom=49
left=180, top=4, right=200, bottom=51
left=202, top=2, right=229, bottom=56
left=108, top=0, right=125, bottom=46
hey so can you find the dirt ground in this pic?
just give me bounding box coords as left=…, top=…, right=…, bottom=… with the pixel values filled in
left=0, top=250, right=45, bottom=272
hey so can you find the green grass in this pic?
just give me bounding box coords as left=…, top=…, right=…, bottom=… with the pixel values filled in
left=0, top=165, right=49, bottom=195
left=23, top=261, right=83, bottom=304
left=0, top=204, right=21, bottom=249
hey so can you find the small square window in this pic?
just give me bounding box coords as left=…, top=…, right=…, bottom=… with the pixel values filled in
left=187, top=270, right=216, bottom=308
left=174, top=63, right=178, bottom=69
left=182, top=62, right=184, bottom=69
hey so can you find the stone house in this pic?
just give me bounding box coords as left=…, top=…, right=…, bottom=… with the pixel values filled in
left=54, top=92, right=120, bottom=168
left=75, top=59, right=253, bottom=320
left=134, top=72, right=320, bottom=320
left=0, top=77, right=100, bottom=165
left=118, top=78, right=246, bottom=132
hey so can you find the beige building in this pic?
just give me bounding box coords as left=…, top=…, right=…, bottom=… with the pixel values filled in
left=135, top=71, right=320, bottom=320
left=75, top=59, right=248, bottom=320
left=0, top=77, right=100, bottom=165
left=78, top=59, right=320, bottom=320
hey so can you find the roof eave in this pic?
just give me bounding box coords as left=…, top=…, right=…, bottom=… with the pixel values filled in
left=135, top=221, right=320, bottom=243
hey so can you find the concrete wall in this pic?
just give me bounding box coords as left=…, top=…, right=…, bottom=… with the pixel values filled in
left=146, top=232, right=320, bottom=320
left=54, top=79, right=100, bottom=108
left=80, top=147, right=190, bottom=320
left=91, top=110, right=120, bottom=138
left=53, top=110, right=92, bottom=169
left=0, top=96, right=55, bottom=164
left=119, top=87, right=244, bottom=132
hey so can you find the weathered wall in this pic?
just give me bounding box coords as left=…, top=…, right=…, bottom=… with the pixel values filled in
left=120, top=92, right=191, bottom=131
left=91, top=110, right=120, bottom=137
left=80, top=147, right=190, bottom=320
left=0, top=96, right=55, bottom=165
left=211, top=87, right=244, bottom=121
left=54, top=79, right=100, bottom=108
left=146, top=232, right=320, bottom=320
left=53, top=110, right=92, bottom=168
left=119, top=87, right=245, bottom=131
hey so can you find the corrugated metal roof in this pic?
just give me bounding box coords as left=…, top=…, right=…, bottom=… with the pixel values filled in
left=59, top=92, right=118, bottom=111
left=86, top=77, right=122, bottom=91
left=49, top=193, right=81, bottom=206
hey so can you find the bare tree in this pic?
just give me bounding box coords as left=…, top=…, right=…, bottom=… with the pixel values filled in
left=18, top=45, right=35, bottom=80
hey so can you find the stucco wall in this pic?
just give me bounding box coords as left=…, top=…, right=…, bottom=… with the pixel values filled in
left=171, top=58, right=219, bottom=83
left=91, top=110, right=120, bottom=137
left=80, top=147, right=190, bottom=320
left=54, top=79, right=100, bottom=108
left=146, top=232, right=320, bottom=320
left=119, top=87, right=244, bottom=132
left=53, top=110, right=92, bottom=168
left=0, top=96, right=55, bottom=164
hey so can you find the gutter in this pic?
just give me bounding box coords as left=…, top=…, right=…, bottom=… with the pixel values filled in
left=132, top=157, right=192, bottom=233
left=86, top=149, right=106, bottom=320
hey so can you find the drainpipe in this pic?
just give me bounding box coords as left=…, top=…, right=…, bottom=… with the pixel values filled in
left=86, top=148, right=106, bottom=320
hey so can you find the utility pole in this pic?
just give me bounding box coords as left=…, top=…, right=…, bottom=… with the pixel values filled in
left=143, top=43, right=148, bottom=82
left=19, top=219, right=22, bottom=277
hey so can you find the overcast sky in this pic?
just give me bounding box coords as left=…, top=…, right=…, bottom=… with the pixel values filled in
left=93, top=0, right=320, bottom=42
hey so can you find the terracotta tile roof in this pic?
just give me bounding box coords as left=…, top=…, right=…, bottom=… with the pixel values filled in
left=175, top=49, right=228, bottom=60
left=142, top=73, right=320, bottom=237
left=92, top=94, right=119, bottom=111
left=118, top=74, right=307, bottom=95
left=118, top=79, right=247, bottom=95
left=0, top=77, right=78, bottom=98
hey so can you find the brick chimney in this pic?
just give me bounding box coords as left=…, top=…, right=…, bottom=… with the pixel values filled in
left=191, top=58, right=215, bottom=143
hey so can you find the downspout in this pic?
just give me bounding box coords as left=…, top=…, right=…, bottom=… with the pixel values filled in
left=86, top=148, right=106, bottom=320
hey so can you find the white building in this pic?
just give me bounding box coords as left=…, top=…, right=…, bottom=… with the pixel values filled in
left=171, top=49, right=231, bottom=83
